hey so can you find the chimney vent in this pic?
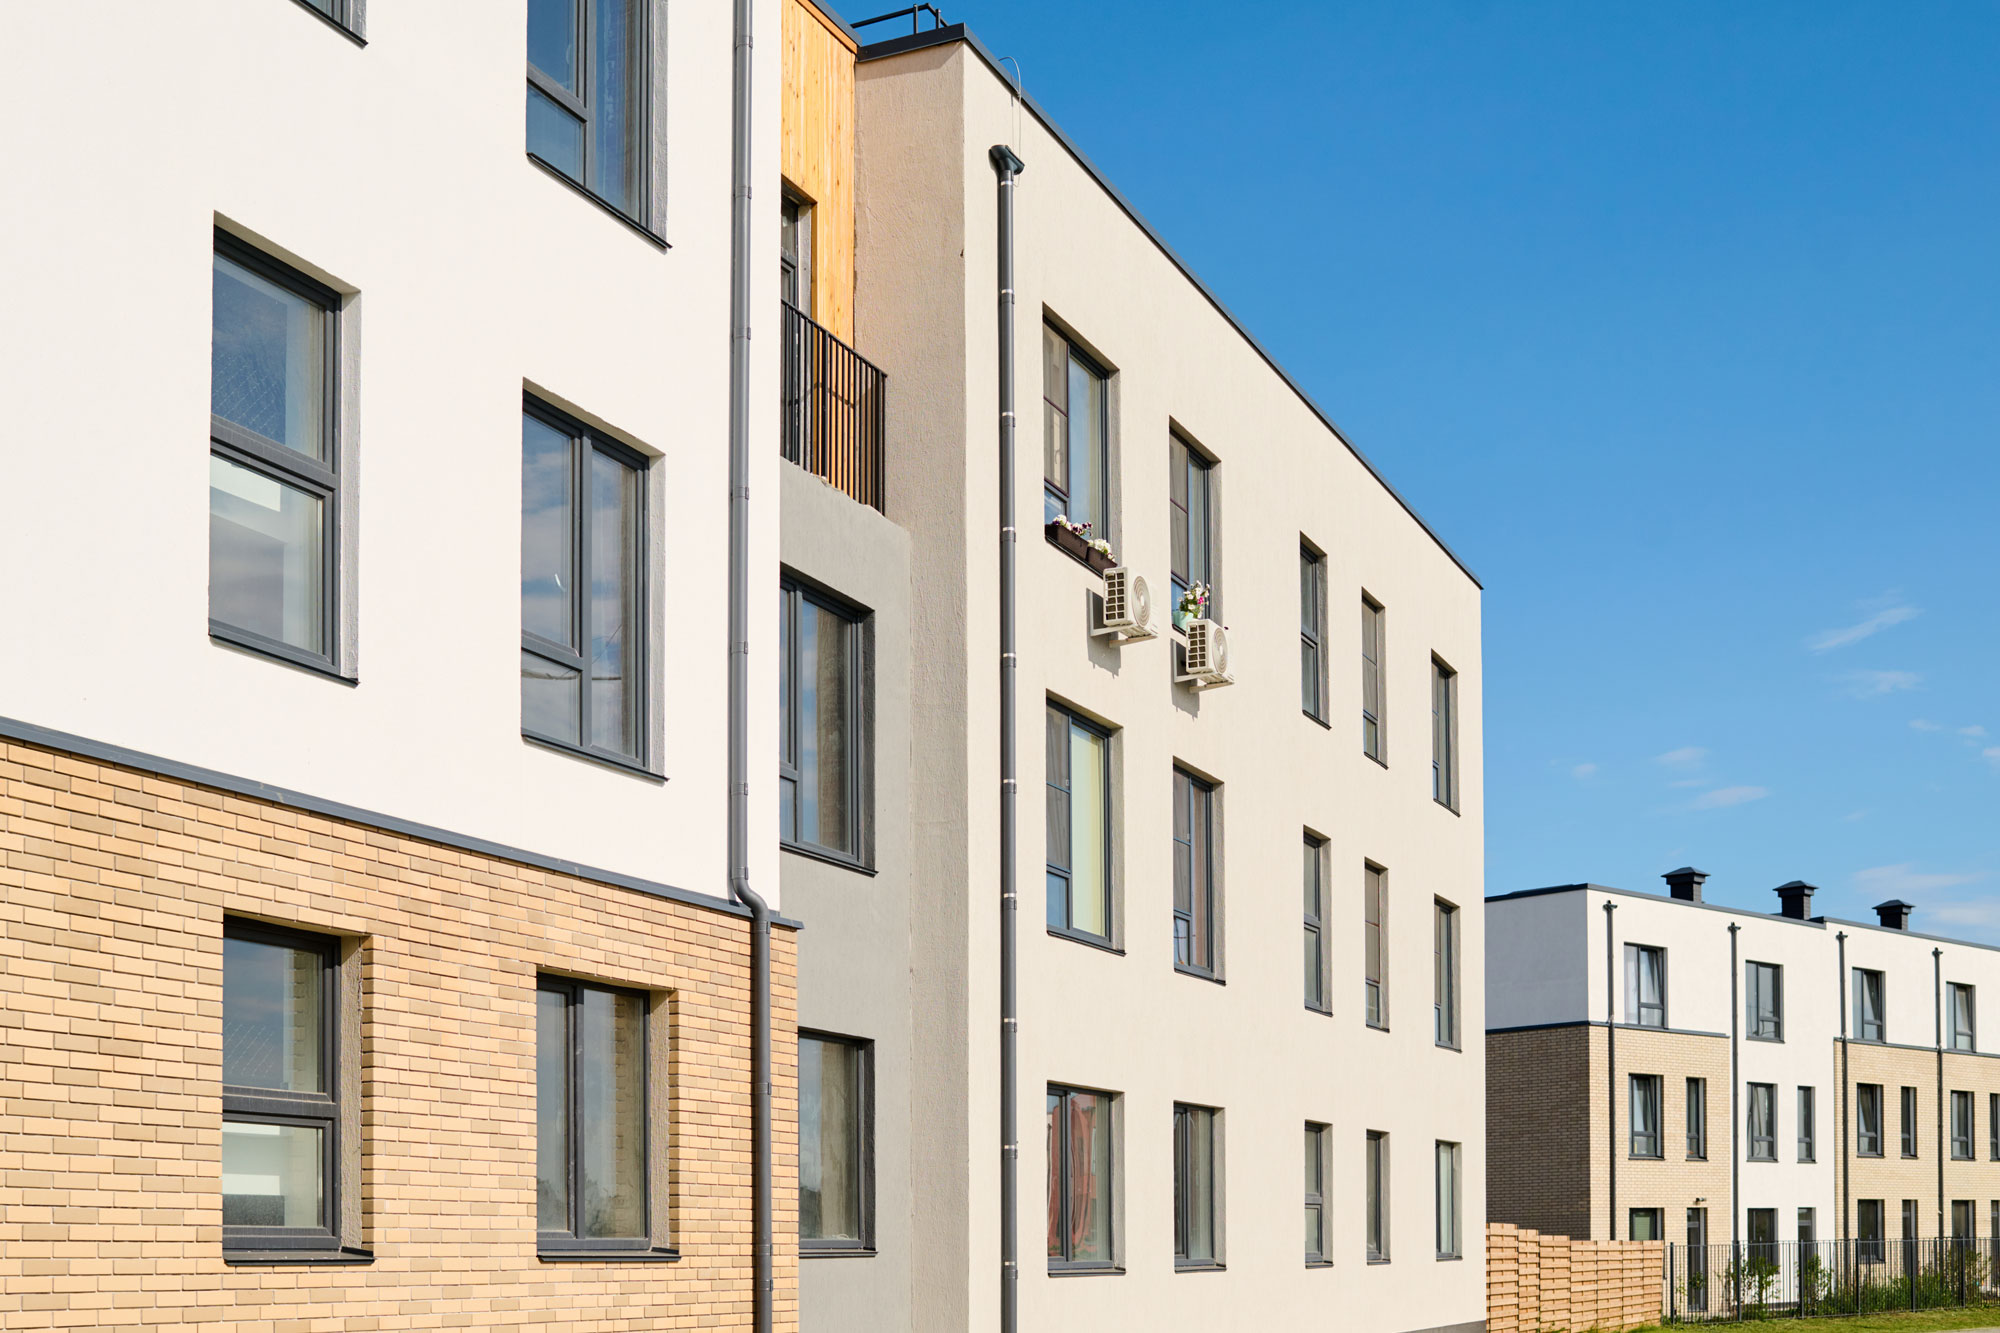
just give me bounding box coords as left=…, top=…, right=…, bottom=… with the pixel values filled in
left=1662, top=866, right=1709, bottom=902
left=1775, top=880, right=1817, bottom=920
left=1875, top=899, right=1915, bottom=931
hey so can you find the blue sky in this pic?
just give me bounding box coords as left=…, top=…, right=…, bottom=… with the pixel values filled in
left=899, top=1, right=2000, bottom=935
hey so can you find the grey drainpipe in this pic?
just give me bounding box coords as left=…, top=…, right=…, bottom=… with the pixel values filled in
left=726, top=1, right=774, bottom=1328
left=1728, top=923, right=1740, bottom=1256
left=989, top=141, right=1024, bottom=1333
left=1604, top=900, right=1617, bottom=1239
left=1935, top=948, right=1944, bottom=1237
left=1838, top=932, right=1849, bottom=1243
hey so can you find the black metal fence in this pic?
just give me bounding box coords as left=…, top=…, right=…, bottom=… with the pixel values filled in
left=1664, top=1237, right=2000, bottom=1322
left=781, top=300, right=887, bottom=512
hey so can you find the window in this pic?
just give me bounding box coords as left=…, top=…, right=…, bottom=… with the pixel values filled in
left=1686, top=1078, right=1707, bottom=1159
left=1043, top=326, right=1108, bottom=534
left=1303, top=835, right=1328, bottom=1012
left=1901, top=1086, right=1919, bottom=1158
left=1173, top=1104, right=1220, bottom=1268
left=780, top=192, right=813, bottom=312
left=296, top=0, right=357, bottom=31
left=1047, top=1086, right=1115, bottom=1270
left=222, top=920, right=339, bottom=1252
left=1953, top=1199, right=1975, bottom=1239
left=1747, top=1208, right=1777, bottom=1266
left=1857, top=1083, right=1883, bottom=1157
left=1629, top=1208, right=1663, bottom=1242
left=1361, top=597, right=1385, bottom=762
left=1901, top=1200, right=1919, bottom=1270
left=1431, top=657, right=1458, bottom=809
left=526, top=0, right=648, bottom=221
left=1854, top=968, right=1886, bottom=1041
left=1046, top=704, right=1112, bottom=944
left=1747, top=1083, right=1776, bottom=1161
left=521, top=399, right=647, bottom=767
left=1798, top=1086, right=1815, bottom=1162
left=1746, top=961, right=1783, bottom=1041
left=1171, top=768, right=1217, bottom=977
left=1304, top=1123, right=1330, bottom=1266
left=1953, top=1090, right=1975, bottom=1160
left=1365, top=1131, right=1390, bottom=1261
left=1364, top=863, right=1388, bottom=1028
left=1857, top=1199, right=1884, bottom=1263
left=1630, top=1074, right=1663, bottom=1159
left=800, top=1032, right=872, bottom=1252
left=210, top=235, right=341, bottom=673
left=1300, top=546, right=1327, bottom=721
left=1624, top=944, right=1667, bottom=1028
left=1169, top=434, right=1215, bottom=627
left=1434, top=900, right=1460, bottom=1048
left=1435, top=1141, right=1461, bottom=1259
left=1686, top=1208, right=1709, bottom=1310
left=536, top=976, right=653, bottom=1253
left=1798, top=1208, right=1815, bottom=1244
left=1951, top=983, right=1976, bottom=1052
left=779, top=581, right=866, bottom=862
left=1990, top=1093, right=1998, bottom=1160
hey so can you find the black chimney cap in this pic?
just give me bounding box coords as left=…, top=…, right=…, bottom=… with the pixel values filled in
left=1663, top=867, right=1710, bottom=902
left=1874, top=899, right=1915, bottom=930
left=1775, top=880, right=1818, bottom=920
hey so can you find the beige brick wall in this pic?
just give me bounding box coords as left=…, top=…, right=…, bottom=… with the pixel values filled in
left=0, top=737, right=798, bottom=1332
left=1606, top=1026, right=1733, bottom=1244
left=1486, top=1222, right=1661, bottom=1333
left=1837, top=1042, right=2000, bottom=1238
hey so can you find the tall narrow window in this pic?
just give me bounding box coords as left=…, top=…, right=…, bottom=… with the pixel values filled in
left=1953, top=1199, right=1975, bottom=1239
left=1901, top=1086, right=1919, bottom=1158
left=1747, top=1208, right=1777, bottom=1265
left=1857, top=1083, right=1883, bottom=1157
left=1046, top=705, right=1113, bottom=944
left=1300, top=545, right=1327, bottom=720
left=1990, top=1093, right=1998, bottom=1160
left=1901, top=1200, right=1919, bottom=1271
left=1364, top=863, right=1388, bottom=1028
left=1746, top=1083, right=1776, bottom=1161
left=1043, top=327, right=1108, bottom=534
left=1303, top=835, right=1328, bottom=1012
left=780, top=192, right=813, bottom=313
left=1173, top=1104, right=1220, bottom=1268
left=1624, top=944, right=1667, bottom=1028
left=526, top=0, right=648, bottom=220
left=1361, top=597, right=1386, bottom=762
left=1797, top=1086, right=1815, bottom=1162
left=1746, top=961, right=1783, bottom=1040
left=1047, top=1086, right=1115, bottom=1270
left=522, top=399, right=647, bottom=766
left=210, top=236, right=340, bottom=672
left=1169, top=433, right=1215, bottom=627
left=1857, top=1199, right=1884, bottom=1263
left=1854, top=968, right=1886, bottom=1041
left=1798, top=1208, right=1816, bottom=1243
left=1365, top=1131, right=1390, bottom=1261
left=537, top=976, right=651, bottom=1252
left=1952, top=1090, right=1974, bottom=1160
left=1950, top=983, right=1976, bottom=1052
left=1434, top=1141, right=1461, bottom=1259
left=1430, top=657, right=1458, bottom=810
left=1304, top=1123, right=1329, bottom=1265
left=1171, top=768, right=1217, bottom=977
left=222, top=919, right=339, bottom=1252
left=1686, top=1208, right=1709, bottom=1309
left=1629, top=1074, right=1663, bottom=1158
left=1686, top=1078, right=1707, bottom=1159
left=800, top=1032, right=872, bottom=1251
left=1433, top=900, right=1460, bottom=1048
left=779, top=580, right=866, bottom=862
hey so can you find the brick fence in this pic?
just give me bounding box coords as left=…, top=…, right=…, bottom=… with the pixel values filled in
left=1488, top=1223, right=1662, bottom=1333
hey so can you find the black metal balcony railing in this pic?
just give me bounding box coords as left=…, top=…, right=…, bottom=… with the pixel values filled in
left=781, top=300, right=887, bottom=511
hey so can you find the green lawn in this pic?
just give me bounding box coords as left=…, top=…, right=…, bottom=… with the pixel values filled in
left=1636, top=1309, right=2000, bottom=1333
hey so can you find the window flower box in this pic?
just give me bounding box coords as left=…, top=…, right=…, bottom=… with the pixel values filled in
left=1045, top=517, right=1116, bottom=575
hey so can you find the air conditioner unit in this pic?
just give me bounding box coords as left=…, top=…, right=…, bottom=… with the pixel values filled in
left=1091, top=567, right=1156, bottom=641
left=1176, top=618, right=1234, bottom=689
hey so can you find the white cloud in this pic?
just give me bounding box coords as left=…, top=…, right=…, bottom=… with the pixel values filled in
left=1962, top=725, right=1988, bottom=738
left=1910, top=719, right=1943, bottom=732
left=1668, top=778, right=1708, bottom=789
left=1655, top=746, right=1707, bottom=768
left=1689, top=785, right=1769, bottom=810
left=1853, top=863, right=1985, bottom=897
left=1841, top=670, right=1921, bottom=698
left=1985, top=747, right=2000, bottom=767
left=1842, top=810, right=1868, bottom=822
left=1807, top=604, right=1920, bottom=654
left=1571, top=763, right=1598, bottom=780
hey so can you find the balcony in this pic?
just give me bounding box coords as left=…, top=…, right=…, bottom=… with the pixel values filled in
left=781, top=300, right=887, bottom=511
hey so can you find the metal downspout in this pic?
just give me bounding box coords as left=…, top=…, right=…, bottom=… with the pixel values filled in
left=1935, top=948, right=1945, bottom=1238
left=727, top=1, right=773, bottom=1328
left=1604, top=900, right=1617, bottom=1239
left=1838, top=933, right=1849, bottom=1243
left=989, top=141, right=1024, bottom=1333
left=1728, top=923, right=1740, bottom=1256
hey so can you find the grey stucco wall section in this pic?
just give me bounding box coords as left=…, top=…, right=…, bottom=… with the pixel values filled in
left=779, top=459, right=916, bottom=1333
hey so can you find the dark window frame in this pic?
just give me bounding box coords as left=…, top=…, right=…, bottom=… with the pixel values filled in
left=1169, top=431, right=1217, bottom=625
left=1046, top=703, right=1115, bottom=949
left=1304, top=1121, right=1330, bottom=1266
left=1629, top=1207, right=1665, bottom=1243
left=1434, top=1139, right=1462, bottom=1260
left=1747, top=1082, right=1777, bottom=1161
left=1365, top=1130, right=1390, bottom=1263
left=1952, top=1089, right=1975, bottom=1161
left=1857, top=1083, right=1884, bottom=1157
left=525, top=0, right=653, bottom=226
left=1041, top=325, right=1110, bottom=540
left=1171, top=766, right=1218, bottom=980
left=1857, top=1199, right=1884, bottom=1263
left=221, top=918, right=341, bottom=1255
left=1430, top=655, right=1459, bottom=811
left=535, top=974, right=662, bottom=1257
left=1047, top=1083, right=1118, bottom=1273
left=1434, top=898, right=1460, bottom=1050
left=1172, top=1102, right=1221, bottom=1270
left=291, top=0, right=365, bottom=41
left=1901, top=1085, right=1919, bottom=1159
left=1299, top=543, right=1328, bottom=724
left=1746, top=960, right=1783, bottom=1042
left=1854, top=968, right=1886, bottom=1042
left=1625, top=943, right=1668, bottom=1029
left=1687, top=1077, right=1707, bottom=1160
left=1629, top=1073, right=1664, bottom=1159
left=520, top=395, right=652, bottom=774
left=1303, top=833, right=1328, bottom=1014
left=1363, top=862, right=1389, bottom=1030
left=1798, top=1085, right=1815, bottom=1162
left=1989, top=1092, right=1998, bottom=1161
left=1950, top=982, right=1976, bottom=1052
left=778, top=577, right=869, bottom=868
left=1361, top=596, right=1386, bottom=764
left=799, top=1029, right=875, bottom=1255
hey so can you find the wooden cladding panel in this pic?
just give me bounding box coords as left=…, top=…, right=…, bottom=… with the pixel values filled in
left=781, top=0, right=856, bottom=343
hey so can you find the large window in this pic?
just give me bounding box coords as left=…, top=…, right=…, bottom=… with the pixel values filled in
left=1169, top=433, right=1215, bottom=627
left=1300, top=545, right=1327, bottom=721
left=1748, top=1208, right=1777, bottom=1266
left=1857, top=1083, right=1884, bottom=1157
left=1361, top=596, right=1386, bottom=762
left=526, top=0, right=648, bottom=221
left=1901, top=1086, right=1919, bottom=1158
left=536, top=976, right=652, bottom=1253
left=1630, top=1074, right=1663, bottom=1159
left=1365, top=1131, right=1390, bottom=1261
left=1173, top=1104, right=1220, bottom=1269
left=1798, top=1086, right=1815, bottom=1162
left=1854, top=968, right=1886, bottom=1042
left=1950, top=982, right=1976, bottom=1052
left=1687, top=1078, right=1707, bottom=1159
left=1434, top=899, right=1460, bottom=1049
left=521, top=399, right=647, bottom=767
left=1625, top=944, right=1667, bottom=1028
left=1043, top=327, right=1108, bottom=533
left=1047, top=1086, right=1115, bottom=1270
left=1747, top=961, right=1783, bottom=1041
left=780, top=580, right=866, bottom=863
left=1364, top=863, right=1388, bottom=1029
left=1303, top=835, right=1328, bottom=1012
left=1171, top=767, right=1217, bottom=977
left=1952, top=1090, right=1975, bottom=1161
left=210, top=235, right=341, bottom=673
left=1431, top=657, right=1459, bottom=810
left=222, top=920, right=339, bottom=1252
left=1304, top=1123, right=1330, bottom=1266
left=1747, top=1083, right=1776, bottom=1161
left=1046, top=704, right=1112, bottom=945
left=1857, top=1199, right=1884, bottom=1264
left=1435, top=1141, right=1462, bottom=1260
left=800, top=1032, right=872, bottom=1252
left=1630, top=1208, right=1664, bottom=1242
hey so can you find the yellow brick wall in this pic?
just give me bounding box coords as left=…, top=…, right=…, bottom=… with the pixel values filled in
left=1838, top=1042, right=2000, bottom=1238
left=1605, top=1026, right=1734, bottom=1244
left=0, top=737, right=798, bottom=1332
